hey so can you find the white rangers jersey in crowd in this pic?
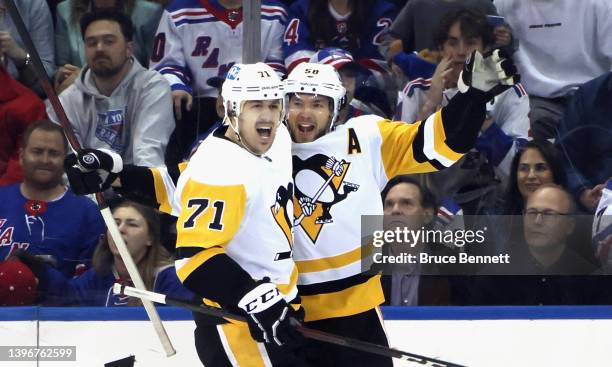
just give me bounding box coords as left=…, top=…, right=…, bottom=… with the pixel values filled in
left=291, top=109, right=467, bottom=321
left=173, top=124, right=298, bottom=306
left=151, top=0, right=287, bottom=98
left=397, top=80, right=530, bottom=176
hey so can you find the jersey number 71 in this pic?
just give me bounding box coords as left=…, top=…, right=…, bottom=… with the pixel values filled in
left=183, top=198, right=225, bottom=230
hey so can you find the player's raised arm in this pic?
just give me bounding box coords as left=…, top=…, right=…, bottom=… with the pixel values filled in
left=376, top=49, right=520, bottom=180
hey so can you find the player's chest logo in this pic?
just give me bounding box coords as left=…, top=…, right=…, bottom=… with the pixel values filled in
left=270, top=182, right=294, bottom=251
left=293, top=154, right=359, bottom=243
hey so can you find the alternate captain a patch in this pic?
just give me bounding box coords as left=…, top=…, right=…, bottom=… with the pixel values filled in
left=293, top=154, right=359, bottom=243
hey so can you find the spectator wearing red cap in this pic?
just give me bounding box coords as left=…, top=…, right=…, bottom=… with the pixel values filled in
left=0, top=259, right=38, bottom=306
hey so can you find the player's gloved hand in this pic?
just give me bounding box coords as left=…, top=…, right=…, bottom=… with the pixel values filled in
left=299, top=196, right=315, bottom=216
left=325, top=157, right=344, bottom=176
left=64, top=148, right=123, bottom=195
left=458, top=49, right=519, bottom=99
left=238, top=278, right=303, bottom=347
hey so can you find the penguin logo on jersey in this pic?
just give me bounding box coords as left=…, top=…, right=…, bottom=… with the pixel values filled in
left=271, top=182, right=294, bottom=248
left=293, top=154, right=359, bottom=243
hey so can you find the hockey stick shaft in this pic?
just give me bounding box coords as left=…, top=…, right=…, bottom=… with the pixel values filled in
left=114, top=284, right=467, bottom=367
left=5, top=1, right=175, bottom=356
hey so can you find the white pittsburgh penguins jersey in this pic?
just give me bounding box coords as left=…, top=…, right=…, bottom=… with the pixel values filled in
left=292, top=111, right=464, bottom=321
left=173, top=125, right=298, bottom=301
left=151, top=0, right=287, bottom=98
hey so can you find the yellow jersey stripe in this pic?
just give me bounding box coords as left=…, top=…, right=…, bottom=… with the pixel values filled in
left=176, top=247, right=225, bottom=282
left=301, top=274, right=385, bottom=321
left=378, top=120, right=438, bottom=179
left=219, top=323, right=268, bottom=367
left=150, top=167, right=174, bottom=214
left=295, top=244, right=374, bottom=273
left=277, top=265, right=299, bottom=296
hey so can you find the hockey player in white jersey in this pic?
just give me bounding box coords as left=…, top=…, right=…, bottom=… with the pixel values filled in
left=150, top=0, right=288, bottom=120
left=171, top=63, right=306, bottom=366
left=284, top=52, right=519, bottom=366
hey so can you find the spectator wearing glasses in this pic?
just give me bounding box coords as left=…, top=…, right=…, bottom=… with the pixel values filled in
left=470, top=184, right=598, bottom=305
left=483, top=140, right=568, bottom=254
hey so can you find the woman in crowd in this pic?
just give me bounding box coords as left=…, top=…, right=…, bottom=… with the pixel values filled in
left=483, top=140, right=568, bottom=253
left=41, top=200, right=192, bottom=306
left=503, top=140, right=567, bottom=215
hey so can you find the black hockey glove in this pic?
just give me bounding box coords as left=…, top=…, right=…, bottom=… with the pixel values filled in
left=237, top=278, right=304, bottom=347
left=64, top=148, right=123, bottom=195
left=458, top=49, right=520, bottom=100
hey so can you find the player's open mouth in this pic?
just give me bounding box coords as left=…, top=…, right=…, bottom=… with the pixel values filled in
left=256, top=127, right=272, bottom=138
left=297, top=123, right=315, bottom=133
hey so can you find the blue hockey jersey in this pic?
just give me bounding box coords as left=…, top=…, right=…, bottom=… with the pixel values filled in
left=0, top=184, right=105, bottom=277
left=41, top=264, right=193, bottom=306
left=283, top=0, right=397, bottom=73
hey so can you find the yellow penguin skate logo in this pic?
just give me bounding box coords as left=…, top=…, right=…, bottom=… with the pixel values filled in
left=293, top=154, right=359, bottom=243
left=271, top=182, right=294, bottom=257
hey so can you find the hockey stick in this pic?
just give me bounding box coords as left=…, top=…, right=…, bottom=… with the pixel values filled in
left=4, top=0, right=176, bottom=356
left=294, top=159, right=345, bottom=226
left=114, top=284, right=468, bottom=367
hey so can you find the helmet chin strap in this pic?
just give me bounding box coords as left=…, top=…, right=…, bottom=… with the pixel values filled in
left=225, top=113, right=266, bottom=158
left=224, top=100, right=283, bottom=158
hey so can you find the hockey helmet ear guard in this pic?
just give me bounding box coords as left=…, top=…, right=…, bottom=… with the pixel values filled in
left=221, top=63, right=285, bottom=123
left=284, top=62, right=347, bottom=131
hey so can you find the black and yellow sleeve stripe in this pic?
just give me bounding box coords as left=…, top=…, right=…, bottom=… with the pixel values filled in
left=118, top=162, right=187, bottom=214
left=379, top=88, right=487, bottom=178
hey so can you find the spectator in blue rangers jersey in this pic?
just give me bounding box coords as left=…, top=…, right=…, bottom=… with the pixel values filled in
left=396, top=8, right=529, bottom=214
left=34, top=200, right=193, bottom=306
left=151, top=0, right=288, bottom=121
left=283, top=0, right=397, bottom=75
left=0, top=120, right=105, bottom=278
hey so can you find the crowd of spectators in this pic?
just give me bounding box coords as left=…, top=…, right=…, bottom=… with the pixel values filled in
left=0, top=0, right=610, bottom=308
